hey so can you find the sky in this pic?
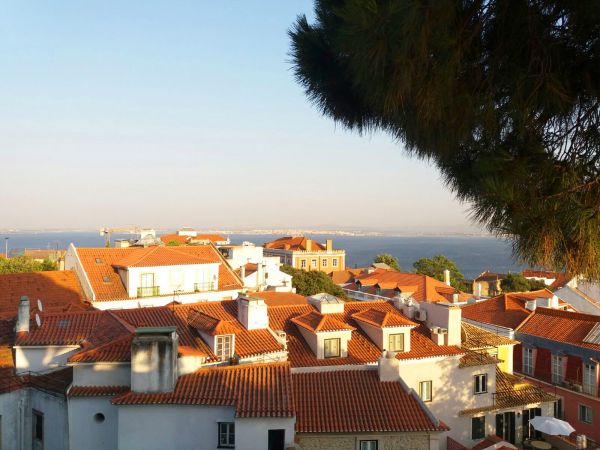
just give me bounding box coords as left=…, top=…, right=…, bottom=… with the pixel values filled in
left=0, top=1, right=480, bottom=233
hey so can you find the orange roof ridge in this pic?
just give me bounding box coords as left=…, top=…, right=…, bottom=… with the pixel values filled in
left=351, top=308, right=417, bottom=328
left=291, top=310, right=354, bottom=332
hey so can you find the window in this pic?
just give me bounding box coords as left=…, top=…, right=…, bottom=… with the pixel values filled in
left=579, top=404, right=593, bottom=424
left=583, top=363, right=596, bottom=396
left=300, top=259, right=306, bottom=269
left=360, top=441, right=378, bottom=450
left=268, top=429, right=285, bottom=450
left=523, top=347, right=534, bottom=375
left=388, top=334, right=405, bottom=352
left=554, top=398, right=563, bottom=419
left=311, top=259, right=317, bottom=268
left=33, top=410, right=43, bottom=447
left=94, top=413, right=105, bottom=423
left=474, top=374, right=487, bottom=394
left=216, top=335, right=233, bottom=360
left=419, top=381, right=432, bottom=402
left=140, top=272, right=155, bottom=287
left=471, top=416, right=485, bottom=439
left=324, top=338, right=341, bottom=358
left=322, top=258, right=327, bottom=267
left=523, top=408, right=542, bottom=439
left=332, top=258, right=338, bottom=267
left=218, top=422, right=235, bottom=448
left=551, top=354, right=564, bottom=384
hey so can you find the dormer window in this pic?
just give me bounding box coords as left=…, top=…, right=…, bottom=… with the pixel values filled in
left=324, top=338, right=341, bottom=358
left=216, top=335, right=233, bottom=360
left=388, top=334, right=405, bottom=352
left=102, top=276, right=111, bottom=283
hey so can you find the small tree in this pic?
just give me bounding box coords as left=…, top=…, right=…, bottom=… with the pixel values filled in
left=501, top=273, right=547, bottom=293
left=0, top=256, right=56, bottom=274
left=373, top=253, right=400, bottom=271
left=166, top=240, right=181, bottom=246
left=281, top=265, right=346, bottom=298
left=413, top=255, right=465, bottom=291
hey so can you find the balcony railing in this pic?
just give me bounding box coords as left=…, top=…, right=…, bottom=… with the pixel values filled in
left=137, top=286, right=160, bottom=298
left=194, top=282, right=216, bottom=292
left=343, top=288, right=389, bottom=302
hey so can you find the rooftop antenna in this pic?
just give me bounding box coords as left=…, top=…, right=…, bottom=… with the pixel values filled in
left=35, top=313, right=41, bottom=328
left=37, top=299, right=43, bottom=312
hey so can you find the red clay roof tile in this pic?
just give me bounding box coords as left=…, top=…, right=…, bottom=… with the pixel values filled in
left=68, top=385, right=129, bottom=397
left=351, top=308, right=417, bottom=328
left=291, top=311, right=355, bottom=332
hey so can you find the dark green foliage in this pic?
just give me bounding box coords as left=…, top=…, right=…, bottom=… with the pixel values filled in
left=501, top=273, right=547, bottom=293
left=166, top=240, right=181, bottom=246
left=0, top=256, right=57, bottom=274
left=290, top=1, right=600, bottom=279
left=413, top=255, right=465, bottom=290
left=373, top=253, right=400, bottom=271
left=281, top=264, right=347, bottom=297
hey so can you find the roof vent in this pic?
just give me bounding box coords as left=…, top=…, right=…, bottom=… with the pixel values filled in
left=308, top=293, right=344, bottom=314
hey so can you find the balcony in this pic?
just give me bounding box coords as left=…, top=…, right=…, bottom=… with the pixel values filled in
left=137, top=286, right=160, bottom=298
left=194, top=281, right=216, bottom=292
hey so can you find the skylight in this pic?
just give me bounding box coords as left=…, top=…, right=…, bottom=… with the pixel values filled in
left=583, top=323, right=600, bottom=345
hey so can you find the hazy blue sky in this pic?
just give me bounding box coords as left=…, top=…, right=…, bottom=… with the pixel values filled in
left=0, top=1, right=480, bottom=233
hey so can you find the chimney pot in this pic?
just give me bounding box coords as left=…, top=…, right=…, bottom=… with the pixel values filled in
left=443, top=269, right=451, bottom=286
left=17, top=296, right=30, bottom=334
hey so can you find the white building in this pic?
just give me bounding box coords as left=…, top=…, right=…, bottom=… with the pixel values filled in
left=65, top=243, right=244, bottom=309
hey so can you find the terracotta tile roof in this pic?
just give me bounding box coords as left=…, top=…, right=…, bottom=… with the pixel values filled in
left=188, top=308, right=239, bottom=336
left=0, top=319, right=15, bottom=368
left=0, top=367, right=73, bottom=395
left=522, top=269, right=570, bottom=290
left=69, top=334, right=134, bottom=363
left=352, top=308, right=417, bottom=328
left=461, top=322, right=518, bottom=349
left=474, top=271, right=506, bottom=282
left=329, top=268, right=366, bottom=285
left=269, top=301, right=463, bottom=368
left=112, top=362, right=295, bottom=418
left=75, top=245, right=242, bottom=301
left=458, top=351, right=501, bottom=368
left=0, top=271, right=89, bottom=320
left=113, top=246, right=214, bottom=267
left=353, top=269, right=463, bottom=302
left=293, top=369, right=445, bottom=433
left=461, top=289, right=554, bottom=330
left=517, top=307, right=600, bottom=351
left=248, top=291, right=308, bottom=307
left=263, top=236, right=326, bottom=251
left=68, top=385, right=129, bottom=397
left=292, top=311, right=355, bottom=332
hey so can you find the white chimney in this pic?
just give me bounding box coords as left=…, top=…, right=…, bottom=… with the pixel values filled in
left=430, top=327, right=447, bottom=346
left=550, top=295, right=559, bottom=309
left=476, top=282, right=482, bottom=298
left=378, top=351, right=400, bottom=381
left=257, top=263, right=264, bottom=290
left=16, top=296, right=30, bottom=334
left=240, top=265, right=246, bottom=280
left=525, top=300, right=537, bottom=311
left=131, top=327, right=178, bottom=393
left=443, top=269, right=451, bottom=286
left=237, top=295, right=269, bottom=330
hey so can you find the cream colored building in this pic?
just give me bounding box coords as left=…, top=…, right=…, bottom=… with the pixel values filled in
left=263, top=236, right=345, bottom=273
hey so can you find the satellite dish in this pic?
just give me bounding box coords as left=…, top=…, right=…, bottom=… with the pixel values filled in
left=37, top=299, right=43, bottom=311
left=35, top=313, right=41, bottom=328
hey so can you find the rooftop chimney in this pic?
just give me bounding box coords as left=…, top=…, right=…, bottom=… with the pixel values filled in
left=237, top=295, right=269, bottom=330
left=240, top=265, right=246, bottom=280
left=326, top=239, right=333, bottom=252
left=16, top=296, right=30, bottom=334
left=443, top=269, right=451, bottom=286
left=131, top=327, right=178, bottom=393
left=378, top=350, right=400, bottom=382
left=257, top=263, right=265, bottom=291
left=305, top=239, right=312, bottom=252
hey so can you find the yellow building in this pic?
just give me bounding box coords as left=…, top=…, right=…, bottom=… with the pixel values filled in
left=461, top=321, right=517, bottom=374
left=263, top=236, right=345, bottom=273
left=472, top=271, right=505, bottom=297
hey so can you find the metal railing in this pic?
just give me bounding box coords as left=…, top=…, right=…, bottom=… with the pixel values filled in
left=194, top=282, right=216, bottom=292
left=137, top=286, right=160, bottom=298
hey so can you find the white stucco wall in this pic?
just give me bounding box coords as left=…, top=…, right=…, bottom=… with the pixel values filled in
left=91, top=288, right=241, bottom=310
left=0, top=387, right=69, bottom=450
left=15, top=346, right=80, bottom=373
left=235, top=417, right=296, bottom=450
left=72, top=363, right=131, bottom=386
left=226, top=245, right=264, bottom=269
left=69, top=396, right=119, bottom=450
left=65, top=244, right=95, bottom=301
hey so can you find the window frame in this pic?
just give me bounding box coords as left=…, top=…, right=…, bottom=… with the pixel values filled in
left=332, top=258, right=338, bottom=267
left=32, top=409, right=44, bottom=444
left=323, top=337, right=341, bottom=358
left=322, top=258, right=328, bottom=267
left=579, top=404, right=593, bottom=424
left=471, top=416, right=486, bottom=440
left=523, top=347, right=534, bottom=375
left=215, top=335, right=233, bottom=361
left=359, top=440, right=378, bottom=450
left=300, top=259, right=306, bottom=269
left=474, top=373, right=488, bottom=394
left=218, top=422, right=235, bottom=448
left=419, top=380, right=432, bottom=403
left=551, top=354, right=564, bottom=385
left=388, top=333, right=405, bottom=352
left=583, top=363, right=596, bottom=396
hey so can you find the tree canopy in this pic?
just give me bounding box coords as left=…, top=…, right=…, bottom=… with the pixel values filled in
left=281, top=265, right=347, bottom=298
left=290, top=1, right=600, bottom=279
left=413, top=255, right=465, bottom=290
left=373, top=253, right=400, bottom=271
left=0, top=256, right=57, bottom=274
left=500, top=273, right=547, bottom=293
